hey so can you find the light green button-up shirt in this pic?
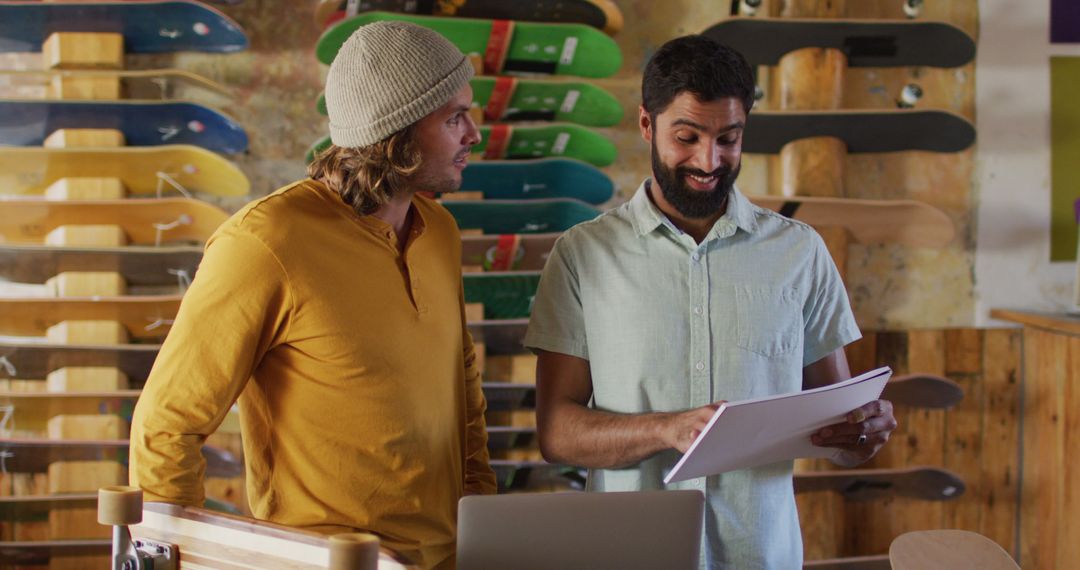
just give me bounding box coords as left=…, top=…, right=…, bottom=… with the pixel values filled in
left=524, top=179, right=860, bottom=569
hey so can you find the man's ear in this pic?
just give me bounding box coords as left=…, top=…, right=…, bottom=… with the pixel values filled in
left=639, top=105, right=653, bottom=144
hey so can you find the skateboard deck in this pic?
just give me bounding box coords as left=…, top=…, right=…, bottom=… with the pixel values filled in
left=317, top=12, right=622, bottom=77
left=463, top=271, right=540, bottom=320
left=307, top=123, right=617, bottom=166
left=881, top=374, right=964, bottom=409
left=485, top=426, right=535, bottom=450
left=793, top=466, right=965, bottom=502
left=702, top=18, right=976, bottom=68
left=0, top=99, right=248, bottom=154
left=0, top=245, right=202, bottom=286
left=460, top=158, right=613, bottom=203
left=462, top=233, right=558, bottom=271
left=489, top=459, right=582, bottom=492
left=482, top=382, right=535, bottom=411
left=316, top=76, right=623, bottom=127
left=467, top=319, right=529, bottom=354
left=748, top=195, right=955, bottom=247
left=0, top=438, right=240, bottom=477
left=0, top=0, right=248, bottom=54
left=0, top=295, right=180, bottom=339
left=0, top=145, right=250, bottom=197
left=0, top=69, right=233, bottom=104
left=314, top=0, right=624, bottom=35
left=444, top=198, right=601, bottom=234
left=743, top=109, right=975, bottom=154
left=0, top=342, right=158, bottom=382
left=0, top=539, right=109, bottom=566
left=0, top=391, right=139, bottom=432
left=0, top=198, right=229, bottom=245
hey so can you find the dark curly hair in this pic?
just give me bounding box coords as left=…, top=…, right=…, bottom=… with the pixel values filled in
left=642, top=35, right=755, bottom=117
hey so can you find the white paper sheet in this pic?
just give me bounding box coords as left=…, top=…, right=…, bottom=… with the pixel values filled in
left=664, top=366, right=893, bottom=484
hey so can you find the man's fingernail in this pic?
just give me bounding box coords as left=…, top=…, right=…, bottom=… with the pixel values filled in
left=850, top=411, right=865, bottom=423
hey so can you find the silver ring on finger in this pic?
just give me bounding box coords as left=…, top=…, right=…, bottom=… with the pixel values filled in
left=856, top=434, right=867, bottom=446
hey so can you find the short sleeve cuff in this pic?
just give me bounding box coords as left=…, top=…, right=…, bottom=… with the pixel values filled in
left=803, top=325, right=862, bottom=367
left=523, top=330, right=589, bottom=361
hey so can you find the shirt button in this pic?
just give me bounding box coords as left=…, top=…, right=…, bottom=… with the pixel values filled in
left=691, top=253, right=701, bottom=262
left=693, top=306, right=702, bottom=315
left=695, top=362, right=705, bottom=371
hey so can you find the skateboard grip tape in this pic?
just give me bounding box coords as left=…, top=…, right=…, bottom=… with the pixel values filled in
left=482, top=124, right=512, bottom=160
left=483, top=20, right=515, bottom=75
left=484, top=76, right=518, bottom=122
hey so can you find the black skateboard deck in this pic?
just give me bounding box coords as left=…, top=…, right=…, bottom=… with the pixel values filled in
left=0, top=245, right=202, bottom=287
left=482, top=382, right=535, bottom=411
left=793, top=466, right=965, bottom=501
left=743, top=109, right=975, bottom=154
left=881, top=374, right=964, bottom=409
left=702, top=18, right=975, bottom=68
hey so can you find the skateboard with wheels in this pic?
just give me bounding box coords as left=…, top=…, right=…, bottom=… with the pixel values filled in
left=0, top=295, right=180, bottom=339
left=881, top=374, right=963, bottom=409
left=0, top=0, right=248, bottom=54
left=0, top=343, right=159, bottom=383
left=485, top=426, right=535, bottom=450
left=793, top=466, right=965, bottom=502
left=0, top=245, right=202, bottom=287
left=482, top=382, right=535, bottom=411
left=702, top=18, right=975, bottom=68
left=444, top=198, right=600, bottom=234
left=463, top=271, right=540, bottom=320
left=317, top=76, right=623, bottom=127
left=317, top=12, right=622, bottom=77
left=462, top=233, right=558, bottom=271
left=314, top=0, right=624, bottom=35
left=0, top=99, right=248, bottom=154
left=0, top=439, right=240, bottom=477
left=0, top=145, right=250, bottom=197
left=0, top=198, right=229, bottom=245
left=460, top=158, right=613, bottom=203
left=748, top=195, right=955, bottom=248
left=743, top=109, right=975, bottom=154
left=0, top=69, right=233, bottom=104
left=307, top=123, right=617, bottom=166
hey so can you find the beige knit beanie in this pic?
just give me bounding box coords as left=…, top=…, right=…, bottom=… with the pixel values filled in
left=325, top=21, right=473, bottom=148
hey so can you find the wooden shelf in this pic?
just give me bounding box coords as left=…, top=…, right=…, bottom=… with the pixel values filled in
left=990, top=309, right=1080, bottom=337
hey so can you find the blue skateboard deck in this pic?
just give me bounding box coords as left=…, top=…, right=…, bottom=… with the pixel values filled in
left=0, top=99, right=248, bottom=154
left=444, top=198, right=601, bottom=234
left=0, top=0, right=248, bottom=54
left=461, top=158, right=613, bottom=204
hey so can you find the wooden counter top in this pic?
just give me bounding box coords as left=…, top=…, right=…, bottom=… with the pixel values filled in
left=990, top=309, right=1080, bottom=337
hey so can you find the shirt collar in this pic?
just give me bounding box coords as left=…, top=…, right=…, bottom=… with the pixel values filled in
left=627, top=178, right=758, bottom=239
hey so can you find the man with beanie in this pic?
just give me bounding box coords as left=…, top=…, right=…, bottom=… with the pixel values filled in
left=130, top=21, right=496, bottom=569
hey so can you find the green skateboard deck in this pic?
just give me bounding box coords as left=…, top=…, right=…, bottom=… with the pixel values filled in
left=702, top=17, right=976, bottom=68
left=0, top=145, right=250, bottom=197
left=0, top=198, right=228, bottom=246
left=306, top=123, right=616, bottom=166
left=0, top=245, right=203, bottom=287
left=314, top=0, right=624, bottom=35
left=460, top=158, right=613, bottom=203
left=463, top=271, right=539, bottom=320
left=793, top=466, right=965, bottom=502
left=462, top=233, right=558, bottom=271
left=317, top=11, right=622, bottom=78
left=743, top=109, right=975, bottom=154
left=317, top=76, right=623, bottom=127
left=0, top=68, right=232, bottom=105
left=748, top=195, right=955, bottom=248
left=0, top=295, right=180, bottom=339
left=444, top=198, right=601, bottom=234
left=0, top=343, right=158, bottom=383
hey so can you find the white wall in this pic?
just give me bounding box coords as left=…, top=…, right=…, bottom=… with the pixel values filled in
left=974, top=0, right=1080, bottom=325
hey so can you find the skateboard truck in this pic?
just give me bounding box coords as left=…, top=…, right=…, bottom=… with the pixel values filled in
left=904, top=0, right=924, bottom=19
left=99, top=485, right=178, bottom=570
left=896, top=83, right=923, bottom=108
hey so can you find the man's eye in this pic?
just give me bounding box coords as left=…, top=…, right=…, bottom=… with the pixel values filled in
left=676, top=136, right=695, bottom=144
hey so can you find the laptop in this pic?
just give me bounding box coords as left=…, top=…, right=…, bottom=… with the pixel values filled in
left=456, top=490, right=705, bottom=570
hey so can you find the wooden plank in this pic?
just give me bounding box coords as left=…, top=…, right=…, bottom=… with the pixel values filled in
left=978, top=328, right=1021, bottom=557
left=942, top=329, right=984, bottom=534
left=1064, top=333, right=1080, bottom=567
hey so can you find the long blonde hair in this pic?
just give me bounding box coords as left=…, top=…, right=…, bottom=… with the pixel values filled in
left=307, top=125, right=422, bottom=216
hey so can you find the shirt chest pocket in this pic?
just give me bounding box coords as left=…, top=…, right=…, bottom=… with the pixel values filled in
left=734, top=286, right=802, bottom=357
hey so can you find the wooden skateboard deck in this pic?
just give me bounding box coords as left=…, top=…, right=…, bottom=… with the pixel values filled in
left=314, top=0, right=624, bottom=35
left=0, top=438, right=240, bottom=477
left=482, top=382, right=535, bottom=411
left=0, top=198, right=228, bottom=245
left=0, top=69, right=233, bottom=104
left=0, top=0, right=248, bottom=54
left=0, top=539, right=109, bottom=566
left=317, top=12, right=622, bottom=77
left=462, top=233, right=558, bottom=271
left=702, top=18, right=976, bottom=68
left=463, top=271, right=540, bottom=320
left=0, top=244, right=202, bottom=286
left=881, top=374, right=963, bottom=409
left=0, top=342, right=158, bottom=382
left=444, top=198, right=601, bottom=234
left=0, top=145, right=250, bottom=197
left=743, top=109, right=975, bottom=154
left=0, top=295, right=180, bottom=339
left=0, top=99, right=248, bottom=154
left=317, top=76, right=623, bottom=127
left=793, top=466, right=965, bottom=502
left=748, top=195, right=955, bottom=248
left=460, top=158, right=613, bottom=204
left=307, top=123, right=617, bottom=166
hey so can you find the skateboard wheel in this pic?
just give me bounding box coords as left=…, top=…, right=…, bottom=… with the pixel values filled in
left=329, top=533, right=380, bottom=570
left=98, top=485, right=143, bottom=526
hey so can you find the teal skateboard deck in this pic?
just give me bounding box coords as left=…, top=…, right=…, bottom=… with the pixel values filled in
left=317, top=76, right=623, bottom=127
left=444, top=198, right=601, bottom=234
left=744, top=109, right=975, bottom=154
left=0, top=245, right=203, bottom=287
left=463, top=271, right=539, bottom=320
left=314, top=0, right=624, bottom=35
left=703, top=17, right=976, bottom=68
left=306, top=123, right=616, bottom=166
left=317, top=12, right=622, bottom=77
left=462, top=233, right=559, bottom=271
left=460, top=158, right=613, bottom=203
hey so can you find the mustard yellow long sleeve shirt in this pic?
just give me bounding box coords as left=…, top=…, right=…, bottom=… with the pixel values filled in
left=130, top=179, right=497, bottom=569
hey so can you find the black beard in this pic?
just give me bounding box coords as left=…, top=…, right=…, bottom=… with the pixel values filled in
left=650, top=142, right=739, bottom=219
